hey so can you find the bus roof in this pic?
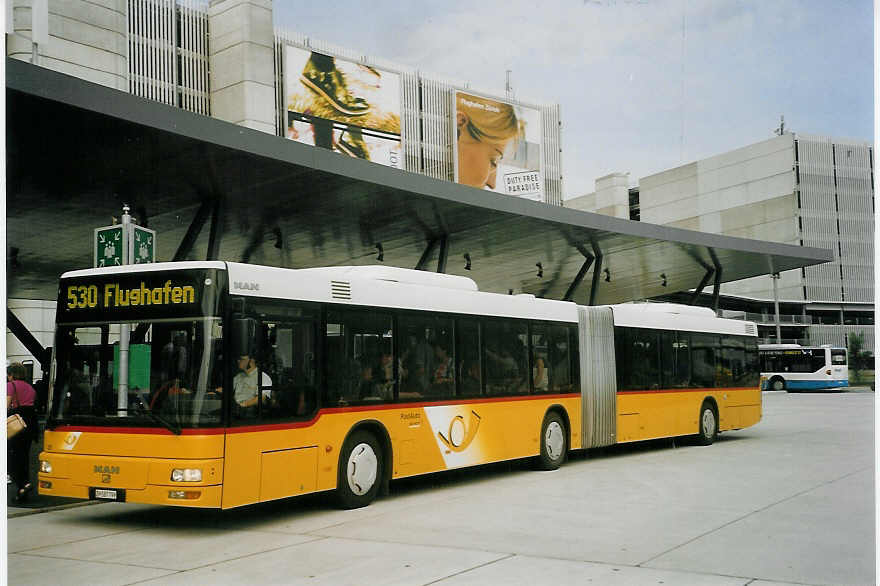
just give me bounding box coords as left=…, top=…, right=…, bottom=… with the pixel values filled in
left=225, top=262, right=579, bottom=322
left=61, top=261, right=227, bottom=279
left=610, top=302, right=758, bottom=337
left=61, top=262, right=758, bottom=335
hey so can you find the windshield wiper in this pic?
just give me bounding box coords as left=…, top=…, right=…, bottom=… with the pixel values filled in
left=58, top=408, right=182, bottom=436
left=117, top=405, right=182, bottom=436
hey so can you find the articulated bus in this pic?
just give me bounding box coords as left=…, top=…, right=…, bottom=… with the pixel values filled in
left=39, top=262, right=761, bottom=509
left=759, top=344, right=848, bottom=391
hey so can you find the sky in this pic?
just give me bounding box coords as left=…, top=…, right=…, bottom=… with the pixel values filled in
left=274, top=1, right=874, bottom=199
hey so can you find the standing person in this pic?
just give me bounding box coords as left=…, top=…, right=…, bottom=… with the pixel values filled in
left=455, top=93, right=524, bottom=190
left=7, top=362, right=37, bottom=502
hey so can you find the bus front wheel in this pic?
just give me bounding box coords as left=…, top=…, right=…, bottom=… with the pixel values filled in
left=770, top=377, right=786, bottom=392
left=536, top=411, right=567, bottom=470
left=697, top=402, right=718, bottom=446
left=336, top=430, right=382, bottom=509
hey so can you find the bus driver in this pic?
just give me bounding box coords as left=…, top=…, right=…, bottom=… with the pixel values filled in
left=229, top=354, right=272, bottom=409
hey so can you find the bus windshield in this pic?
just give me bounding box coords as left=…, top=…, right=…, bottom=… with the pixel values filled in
left=49, top=318, right=224, bottom=430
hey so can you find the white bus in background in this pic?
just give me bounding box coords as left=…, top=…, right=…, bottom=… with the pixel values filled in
left=758, top=344, right=848, bottom=392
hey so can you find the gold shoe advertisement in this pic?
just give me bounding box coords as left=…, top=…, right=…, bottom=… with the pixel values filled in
left=285, top=46, right=401, bottom=168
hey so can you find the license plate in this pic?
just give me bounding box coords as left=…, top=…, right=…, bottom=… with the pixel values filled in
left=90, top=487, right=126, bottom=502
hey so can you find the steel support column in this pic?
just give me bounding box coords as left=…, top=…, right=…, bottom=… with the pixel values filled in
left=562, top=255, right=594, bottom=302
left=689, top=265, right=716, bottom=305
left=709, top=248, right=722, bottom=312
left=562, top=239, right=603, bottom=304
left=436, top=236, right=448, bottom=273
left=589, top=251, right=603, bottom=306
left=206, top=195, right=224, bottom=261
left=415, top=238, right=439, bottom=271
left=172, top=198, right=212, bottom=261
left=6, top=309, right=50, bottom=366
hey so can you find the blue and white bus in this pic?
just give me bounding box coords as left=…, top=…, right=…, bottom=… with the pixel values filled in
left=759, top=344, right=848, bottom=391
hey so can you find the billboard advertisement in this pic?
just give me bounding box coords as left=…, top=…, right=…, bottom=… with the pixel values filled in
left=453, top=91, right=543, bottom=201
left=285, top=46, right=401, bottom=168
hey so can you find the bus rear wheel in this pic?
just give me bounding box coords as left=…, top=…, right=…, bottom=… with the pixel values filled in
left=536, top=411, right=567, bottom=470
left=336, top=430, right=382, bottom=509
left=697, top=402, right=718, bottom=446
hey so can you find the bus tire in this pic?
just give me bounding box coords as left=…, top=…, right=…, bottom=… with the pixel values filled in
left=336, top=430, right=382, bottom=509
left=770, top=377, right=786, bottom=392
left=697, top=401, right=718, bottom=446
left=536, top=411, right=567, bottom=470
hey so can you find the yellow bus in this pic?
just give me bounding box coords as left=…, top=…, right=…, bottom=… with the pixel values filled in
left=39, top=262, right=761, bottom=509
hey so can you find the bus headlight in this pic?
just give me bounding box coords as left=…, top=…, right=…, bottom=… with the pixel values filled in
left=39, top=460, right=52, bottom=474
left=171, top=468, right=202, bottom=482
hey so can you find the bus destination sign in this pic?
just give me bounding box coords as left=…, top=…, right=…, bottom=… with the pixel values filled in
left=56, top=269, right=224, bottom=323
left=66, top=280, right=196, bottom=310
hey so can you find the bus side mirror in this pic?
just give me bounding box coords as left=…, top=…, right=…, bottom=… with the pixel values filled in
left=231, top=318, right=257, bottom=358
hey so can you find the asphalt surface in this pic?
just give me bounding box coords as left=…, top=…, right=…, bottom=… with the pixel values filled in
left=6, top=389, right=875, bottom=585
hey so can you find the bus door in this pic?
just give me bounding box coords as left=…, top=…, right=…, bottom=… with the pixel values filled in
left=223, top=309, right=320, bottom=507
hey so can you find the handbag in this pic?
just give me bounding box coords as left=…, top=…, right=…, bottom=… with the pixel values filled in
left=7, top=413, right=26, bottom=439
left=6, top=381, right=27, bottom=439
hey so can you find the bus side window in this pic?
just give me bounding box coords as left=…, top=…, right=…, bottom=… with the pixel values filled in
left=531, top=325, right=550, bottom=393
left=484, top=320, right=528, bottom=396
left=260, top=320, right=318, bottom=421
left=399, top=315, right=453, bottom=401
left=722, top=336, right=746, bottom=387
left=742, top=340, right=760, bottom=387
left=569, top=326, right=580, bottom=394
left=325, top=310, right=394, bottom=405
left=690, top=333, right=716, bottom=388
left=659, top=331, right=691, bottom=388
left=456, top=319, right=482, bottom=398
left=548, top=325, right=570, bottom=393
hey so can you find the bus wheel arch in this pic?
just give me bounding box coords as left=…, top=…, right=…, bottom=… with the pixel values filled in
left=697, top=398, right=719, bottom=446
left=536, top=406, right=569, bottom=470
left=336, top=421, right=392, bottom=508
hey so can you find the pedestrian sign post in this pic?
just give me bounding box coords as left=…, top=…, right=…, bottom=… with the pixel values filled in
left=94, top=225, right=125, bottom=267
left=93, top=204, right=156, bottom=417
left=94, top=208, right=156, bottom=268
left=131, top=225, right=156, bottom=264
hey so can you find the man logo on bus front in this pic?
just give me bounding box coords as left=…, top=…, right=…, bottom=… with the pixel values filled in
left=438, top=410, right=481, bottom=452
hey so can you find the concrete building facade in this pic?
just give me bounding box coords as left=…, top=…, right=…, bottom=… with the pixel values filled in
left=568, top=133, right=875, bottom=352
left=7, top=0, right=564, bottom=203
left=8, top=0, right=128, bottom=90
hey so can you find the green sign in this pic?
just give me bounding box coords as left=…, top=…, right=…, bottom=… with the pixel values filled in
left=112, top=343, right=151, bottom=391
left=94, top=226, right=124, bottom=267
left=132, top=225, right=156, bottom=264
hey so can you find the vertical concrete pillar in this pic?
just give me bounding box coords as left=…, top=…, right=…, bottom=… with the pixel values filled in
left=6, top=0, right=127, bottom=91
left=594, top=172, right=631, bottom=219
left=208, top=0, right=275, bottom=134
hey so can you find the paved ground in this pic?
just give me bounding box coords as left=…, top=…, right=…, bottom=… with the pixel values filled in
left=6, top=390, right=875, bottom=585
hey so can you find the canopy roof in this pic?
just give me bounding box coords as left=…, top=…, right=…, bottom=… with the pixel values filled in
left=6, top=58, right=831, bottom=305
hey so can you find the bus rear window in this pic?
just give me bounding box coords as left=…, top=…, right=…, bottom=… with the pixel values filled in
left=831, top=350, right=847, bottom=365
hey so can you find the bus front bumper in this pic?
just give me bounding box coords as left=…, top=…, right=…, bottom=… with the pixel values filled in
left=37, top=452, right=224, bottom=508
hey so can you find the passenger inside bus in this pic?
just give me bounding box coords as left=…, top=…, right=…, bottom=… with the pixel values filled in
left=401, top=335, right=433, bottom=397
left=357, top=361, right=380, bottom=400
left=431, top=342, right=454, bottom=395
left=459, top=359, right=481, bottom=396
left=373, top=349, right=395, bottom=400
